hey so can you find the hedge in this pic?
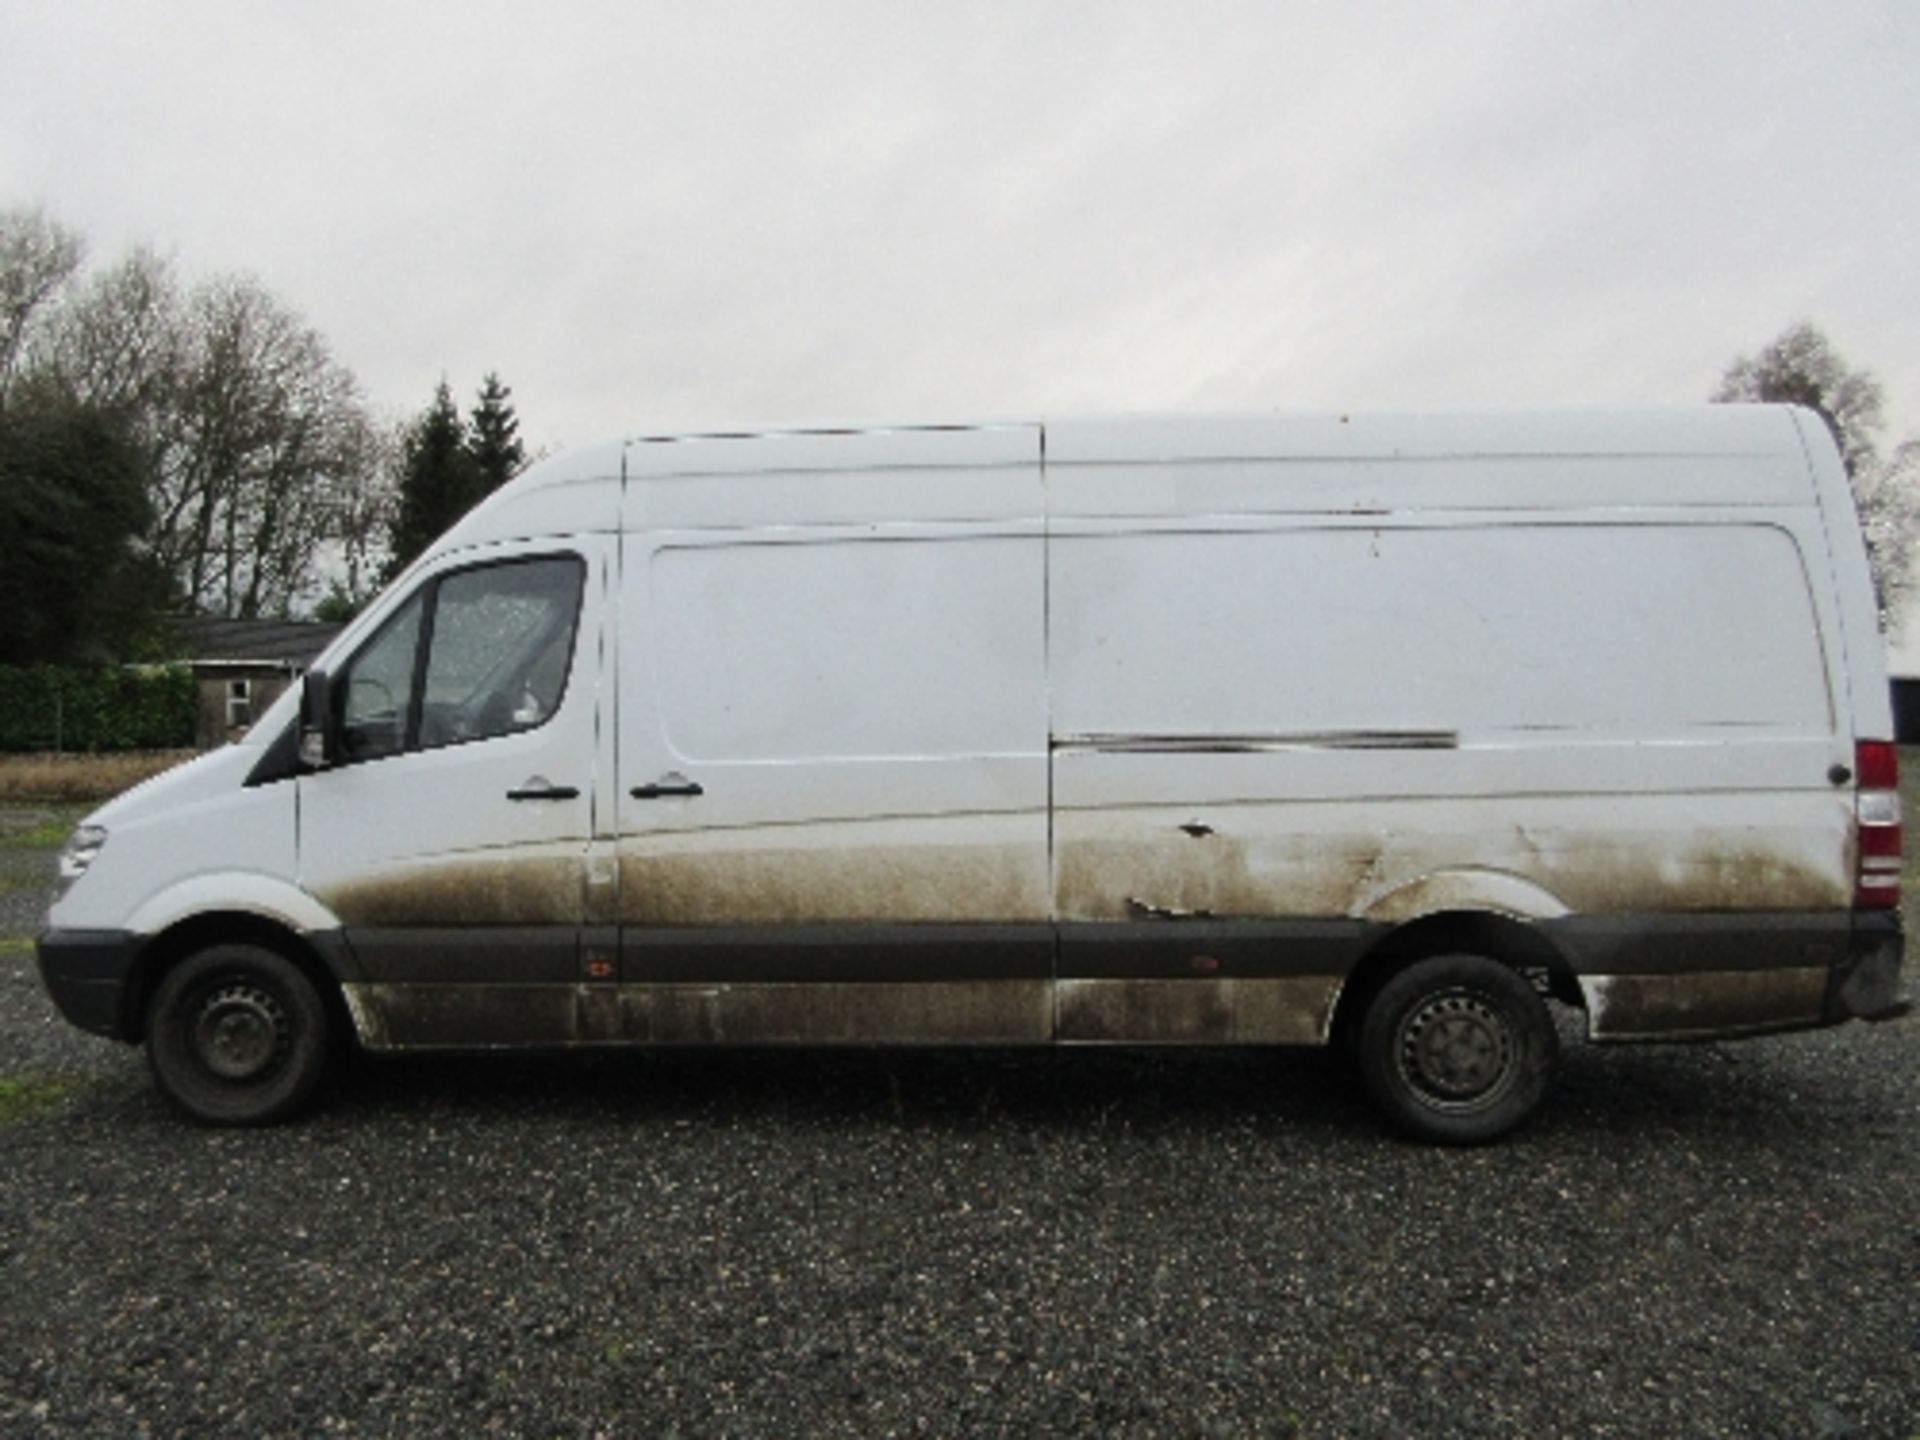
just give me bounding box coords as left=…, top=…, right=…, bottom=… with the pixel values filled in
left=0, top=664, right=196, bottom=752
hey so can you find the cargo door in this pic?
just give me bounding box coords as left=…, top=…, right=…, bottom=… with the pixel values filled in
left=613, top=425, right=1053, bottom=1043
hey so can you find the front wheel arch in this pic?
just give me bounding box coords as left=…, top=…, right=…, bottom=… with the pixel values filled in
left=127, top=914, right=352, bottom=1048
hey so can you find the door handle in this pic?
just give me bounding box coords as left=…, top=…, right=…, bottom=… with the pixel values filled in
left=630, top=776, right=704, bottom=799
left=507, top=781, right=581, bottom=801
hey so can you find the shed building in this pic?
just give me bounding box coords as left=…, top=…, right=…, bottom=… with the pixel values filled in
left=170, top=618, right=341, bottom=749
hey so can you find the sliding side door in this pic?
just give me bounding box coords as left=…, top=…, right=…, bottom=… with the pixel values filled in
left=612, top=426, right=1051, bottom=1042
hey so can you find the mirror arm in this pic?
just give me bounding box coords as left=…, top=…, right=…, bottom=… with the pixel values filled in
left=300, top=668, right=336, bottom=770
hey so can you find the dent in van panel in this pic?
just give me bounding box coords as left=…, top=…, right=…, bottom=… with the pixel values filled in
left=1056, top=824, right=1381, bottom=921
left=617, top=815, right=1049, bottom=926
left=1361, top=869, right=1570, bottom=923
left=1053, top=800, right=1850, bottom=922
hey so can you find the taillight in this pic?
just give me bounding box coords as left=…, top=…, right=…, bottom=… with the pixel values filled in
left=1854, top=739, right=1902, bottom=910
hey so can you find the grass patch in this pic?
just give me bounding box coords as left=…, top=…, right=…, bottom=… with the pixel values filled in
left=0, top=750, right=195, bottom=804
left=0, top=804, right=90, bottom=853
left=0, top=1076, right=80, bottom=1124
left=0, top=936, right=33, bottom=957
left=2, top=812, right=86, bottom=849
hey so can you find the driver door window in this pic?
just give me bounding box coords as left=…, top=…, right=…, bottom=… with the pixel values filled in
left=337, top=555, right=585, bottom=764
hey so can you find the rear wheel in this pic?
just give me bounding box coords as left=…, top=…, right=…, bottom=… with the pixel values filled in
left=146, top=944, right=331, bottom=1125
left=1357, top=953, right=1557, bottom=1144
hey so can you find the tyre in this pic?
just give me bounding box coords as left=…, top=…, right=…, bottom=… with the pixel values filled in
left=146, top=944, right=331, bottom=1125
left=1357, top=953, right=1557, bottom=1144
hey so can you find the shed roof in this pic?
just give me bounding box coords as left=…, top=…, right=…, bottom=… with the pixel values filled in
left=169, top=617, right=342, bottom=667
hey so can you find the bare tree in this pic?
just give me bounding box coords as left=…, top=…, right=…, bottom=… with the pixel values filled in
left=150, top=276, right=376, bottom=616
left=1714, top=322, right=1915, bottom=620
left=0, top=208, right=84, bottom=403
left=311, top=416, right=398, bottom=614
left=1857, top=438, right=1920, bottom=622
left=34, top=247, right=182, bottom=416
left=1714, top=321, right=1885, bottom=474
left=26, top=247, right=381, bottom=616
left=7, top=214, right=388, bottom=620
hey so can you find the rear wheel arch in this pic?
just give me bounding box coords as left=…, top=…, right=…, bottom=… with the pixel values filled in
left=1333, top=909, right=1580, bottom=1048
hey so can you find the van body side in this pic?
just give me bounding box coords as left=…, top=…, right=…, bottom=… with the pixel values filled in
left=37, top=407, right=1908, bottom=1138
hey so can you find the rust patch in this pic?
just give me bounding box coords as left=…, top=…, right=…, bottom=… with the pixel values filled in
left=619, top=837, right=1047, bottom=926
left=1125, top=896, right=1216, bottom=921
left=319, top=852, right=582, bottom=927
left=1055, top=977, right=1340, bottom=1045
left=1582, top=967, right=1829, bottom=1041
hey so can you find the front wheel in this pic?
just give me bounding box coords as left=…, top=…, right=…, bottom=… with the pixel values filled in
left=1357, top=954, right=1557, bottom=1144
left=146, top=944, right=331, bottom=1125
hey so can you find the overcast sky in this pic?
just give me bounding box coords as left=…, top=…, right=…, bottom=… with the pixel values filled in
left=2, top=0, right=1916, bottom=453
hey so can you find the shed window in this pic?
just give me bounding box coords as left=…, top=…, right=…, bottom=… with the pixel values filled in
left=226, top=678, right=252, bottom=730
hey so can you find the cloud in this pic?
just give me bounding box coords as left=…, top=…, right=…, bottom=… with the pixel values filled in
left=2, top=0, right=1915, bottom=447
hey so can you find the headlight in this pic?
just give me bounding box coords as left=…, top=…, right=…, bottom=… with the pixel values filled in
left=53, top=824, right=108, bottom=902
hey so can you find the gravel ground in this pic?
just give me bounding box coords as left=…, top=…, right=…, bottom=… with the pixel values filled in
left=1, top=801, right=1916, bottom=1439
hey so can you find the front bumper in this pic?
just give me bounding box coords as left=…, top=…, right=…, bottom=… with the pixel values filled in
left=36, top=929, right=143, bottom=1042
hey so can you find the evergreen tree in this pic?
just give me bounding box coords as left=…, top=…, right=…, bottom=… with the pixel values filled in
left=386, top=380, right=479, bottom=578
left=0, top=388, right=167, bottom=662
left=468, top=371, right=525, bottom=496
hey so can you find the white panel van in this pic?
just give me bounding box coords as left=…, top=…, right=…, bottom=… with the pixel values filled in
left=37, top=408, right=1910, bottom=1141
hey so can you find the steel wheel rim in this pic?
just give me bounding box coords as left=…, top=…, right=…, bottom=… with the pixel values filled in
left=1394, top=986, right=1517, bottom=1112
left=190, top=982, right=291, bottom=1082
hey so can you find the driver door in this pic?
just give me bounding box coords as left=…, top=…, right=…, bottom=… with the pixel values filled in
left=299, top=539, right=609, bottom=1047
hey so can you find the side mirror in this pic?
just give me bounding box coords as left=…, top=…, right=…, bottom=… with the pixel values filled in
left=300, top=669, right=336, bottom=769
